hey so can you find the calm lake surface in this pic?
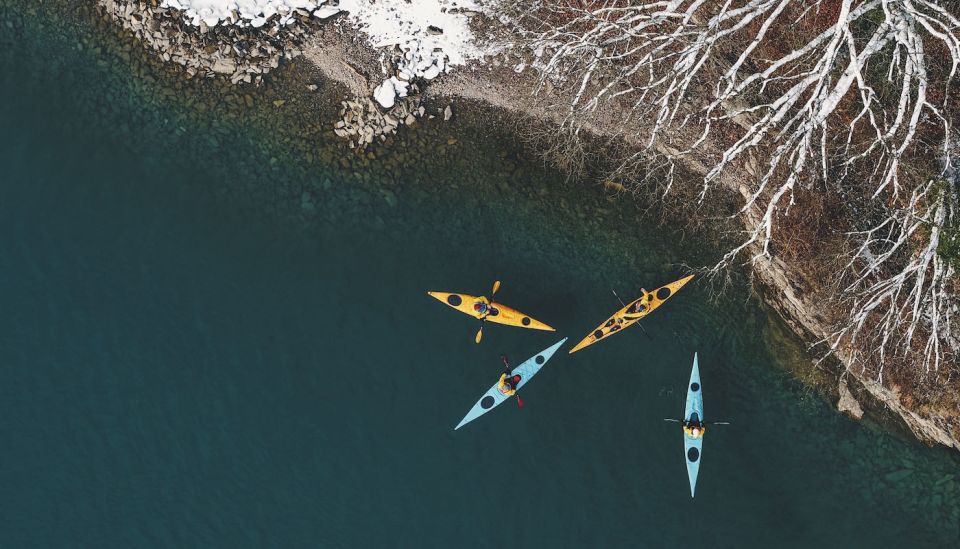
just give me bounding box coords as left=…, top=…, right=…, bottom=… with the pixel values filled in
left=1, top=4, right=958, bottom=547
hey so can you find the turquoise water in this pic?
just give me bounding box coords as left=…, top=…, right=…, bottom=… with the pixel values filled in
left=1, top=4, right=959, bottom=547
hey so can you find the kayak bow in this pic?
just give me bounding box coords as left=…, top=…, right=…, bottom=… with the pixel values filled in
left=569, top=274, right=694, bottom=354
left=428, top=291, right=555, bottom=331
left=454, top=338, right=567, bottom=430
left=683, top=353, right=703, bottom=498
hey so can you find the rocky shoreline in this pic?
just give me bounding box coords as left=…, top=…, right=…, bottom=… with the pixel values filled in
left=97, top=1, right=471, bottom=147
left=99, top=0, right=331, bottom=85
left=98, top=1, right=960, bottom=451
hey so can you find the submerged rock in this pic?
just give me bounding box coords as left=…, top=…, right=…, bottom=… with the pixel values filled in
left=885, top=469, right=915, bottom=483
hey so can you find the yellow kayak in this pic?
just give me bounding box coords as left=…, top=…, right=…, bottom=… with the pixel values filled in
left=427, top=291, right=555, bottom=331
left=569, top=274, right=694, bottom=354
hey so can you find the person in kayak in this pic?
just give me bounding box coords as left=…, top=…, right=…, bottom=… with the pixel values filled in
left=683, top=418, right=705, bottom=439
left=623, top=292, right=650, bottom=320
left=497, top=354, right=521, bottom=396
left=473, top=297, right=492, bottom=317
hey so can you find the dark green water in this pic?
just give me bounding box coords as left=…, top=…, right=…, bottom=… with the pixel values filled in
left=1, top=4, right=958, bottom=547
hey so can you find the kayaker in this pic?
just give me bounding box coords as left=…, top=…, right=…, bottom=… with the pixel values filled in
left=498, top=355, right=521, bottom=395
left=683, top=419, right=705, bottom=439
left=473, top=297, right=492, bottom=317
left=498, top=373, right=521, bottom=396
left=623, top=297, right=648, bottom=319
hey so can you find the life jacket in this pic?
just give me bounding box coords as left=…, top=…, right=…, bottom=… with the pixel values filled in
left=498, top=373, right=517, bottom=395
left=684, top=425, right=705, bottom=439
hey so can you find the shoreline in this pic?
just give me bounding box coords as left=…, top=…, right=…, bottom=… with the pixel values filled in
left=302, top=25, right=960, bottom=452
left=5, top=5, right=960, bottom=543
left=95, top=1, right=959, bottom=451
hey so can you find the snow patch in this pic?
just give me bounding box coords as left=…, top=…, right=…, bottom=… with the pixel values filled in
left=161, top=1, right=496, bottom=109
left=339, top=1, right=489, bottom=109
left=160, top=1, right=341, bottom=27
left=373, top=77, right=409, bottom=109
left=338, top=1, right=487, bottom=67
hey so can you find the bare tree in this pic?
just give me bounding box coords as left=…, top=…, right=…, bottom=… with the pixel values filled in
left=832, top=138, right=959, bottom=380
left=513, top=0, right=960, bottom=376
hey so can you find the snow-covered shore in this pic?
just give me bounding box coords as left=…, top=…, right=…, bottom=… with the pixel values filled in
left=161, top=0, right=494, bottom=108
left=160, top=1, right=341, bottom=27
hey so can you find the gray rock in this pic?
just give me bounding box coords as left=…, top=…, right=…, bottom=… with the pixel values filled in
left=211, top=57, right=237, bottom=74
left=837, top=378, right=864, bottom=420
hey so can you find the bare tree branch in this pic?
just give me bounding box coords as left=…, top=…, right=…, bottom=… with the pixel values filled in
left=512, top=0, right=960, bottom=376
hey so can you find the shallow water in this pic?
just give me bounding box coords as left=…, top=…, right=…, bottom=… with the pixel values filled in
left=1, top=4, right=958, bottom=547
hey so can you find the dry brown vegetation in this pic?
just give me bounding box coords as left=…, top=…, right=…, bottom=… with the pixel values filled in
left=505, top=1, right=960, bottom=394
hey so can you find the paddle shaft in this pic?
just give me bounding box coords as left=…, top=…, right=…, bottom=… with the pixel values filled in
left=474, top=281, right=502, bottom=343
left=664, top=418, right=730, bottom=425
left=612, top=289, right=652, bottom=339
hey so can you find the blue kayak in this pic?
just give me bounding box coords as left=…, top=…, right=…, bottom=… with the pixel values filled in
left=455, top=338, right=567, bottom=430
left=683, top=353, right=703, bottom=497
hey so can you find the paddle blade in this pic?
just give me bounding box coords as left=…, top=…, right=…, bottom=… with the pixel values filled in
left=492, top=280, right=501, bottom=296
left=516, top=395, right=523, bottom=408
left=475, top=326, right=483, bottom=344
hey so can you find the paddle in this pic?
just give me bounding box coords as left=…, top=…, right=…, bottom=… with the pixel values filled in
left=474, top=280, right=501, bottom=343
left=612, top=289, right=626, bottom=307
left=612, top=289, right=652, bottom=339
left=663, top=418, right=731, bottom=425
